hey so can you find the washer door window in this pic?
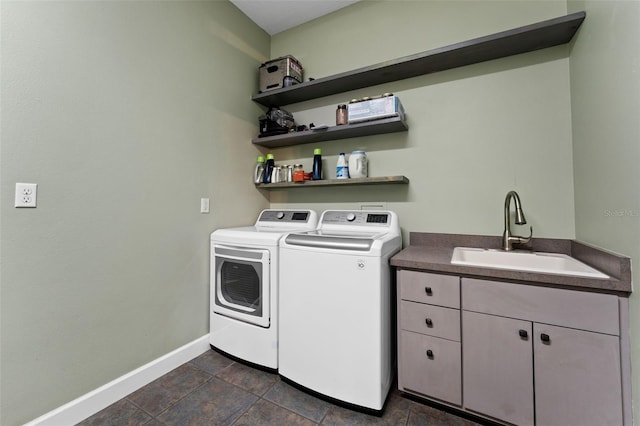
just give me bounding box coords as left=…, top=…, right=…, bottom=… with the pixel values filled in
left=213, top=244, right=270, bottom=327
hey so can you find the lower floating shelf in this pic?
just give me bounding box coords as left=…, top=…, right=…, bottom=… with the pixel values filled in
left=255, top=175, right=409, bottom=189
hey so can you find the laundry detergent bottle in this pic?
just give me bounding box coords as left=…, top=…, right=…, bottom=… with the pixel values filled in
left=263, top=153, right=275, bottom=183
left=336, top=152, right=349, bottom=179
left=312, top=148, right=323, bottom=180
left=254, top=156, right=265, bottom=183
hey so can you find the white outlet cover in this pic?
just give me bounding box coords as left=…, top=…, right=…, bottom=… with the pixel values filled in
left=200, top=198, right=210, bottom=214
left=360, top=203, right=387, bottom=210
left=15, top=183, right=37, bottom=208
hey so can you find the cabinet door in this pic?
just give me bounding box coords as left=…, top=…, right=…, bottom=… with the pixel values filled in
left=534, top=323, right=622, bottom=426
left=462, top=311, right=534, bottom=426
left=399, top=330, right=461, bottom=405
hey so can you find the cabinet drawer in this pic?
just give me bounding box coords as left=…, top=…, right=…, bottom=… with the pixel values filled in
left=399, top=270, right=459, bottom=308
left=462, top=278, right=619, bottom=335
left=398, top=331, right=461, bottom=406
left=400, top=300, right=460, bottom=341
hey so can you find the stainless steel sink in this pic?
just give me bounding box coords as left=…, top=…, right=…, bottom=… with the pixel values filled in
left=451, top=247, right=609, bottom=279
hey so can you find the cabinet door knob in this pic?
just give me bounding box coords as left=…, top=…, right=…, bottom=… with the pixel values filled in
left=519, top=329, right=528, bottom=339
left=426, top=349, right=434, bottom=358
left=541, top=333, right=551, bottom=343
left=424, top=287, right=433, bottom=295
left=425, top=318, right=433, bottom=327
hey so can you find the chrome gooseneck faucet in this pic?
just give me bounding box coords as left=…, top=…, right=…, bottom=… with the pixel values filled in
left=503, top=190, right=533, bottom=251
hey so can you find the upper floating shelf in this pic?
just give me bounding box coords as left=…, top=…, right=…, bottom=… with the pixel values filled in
left=252, top=12, right=585, bottom=107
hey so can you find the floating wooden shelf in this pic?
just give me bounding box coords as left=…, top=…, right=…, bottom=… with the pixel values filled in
left=252, top=12, right=585, bottom=107
left=255, top=175, right=409, bottom=189
left=253, top=117, right=408, bottom=148
left=252, top=11, right=585, bottom=193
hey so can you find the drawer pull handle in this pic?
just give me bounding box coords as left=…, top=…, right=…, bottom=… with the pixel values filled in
left=519, top=329, right=528, bottom=339
left=541, top=333, right=551, bottom=343
left=424, top=287, right=433, bottom=295
left=425, top=318, right=433, bottom=327
left=426, top=349, right=434, bottom=358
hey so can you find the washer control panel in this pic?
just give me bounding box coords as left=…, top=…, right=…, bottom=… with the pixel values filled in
left=321, top=211, right=390, bottom=227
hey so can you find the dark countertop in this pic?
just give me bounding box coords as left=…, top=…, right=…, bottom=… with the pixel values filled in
left=390, top=232, right=632, bottom=295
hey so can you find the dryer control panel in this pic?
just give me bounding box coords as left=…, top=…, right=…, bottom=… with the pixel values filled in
left=258, top=210, right=312, bottom=223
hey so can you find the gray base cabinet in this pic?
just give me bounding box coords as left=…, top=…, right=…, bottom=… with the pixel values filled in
left=462, top=310, right=534, bottom=426
left=397, top=270, right=461, bottom=406
left=397, top=271, right=627, bottom=426
left=533, top=323, right=622, bottom=426
left=462, top=277, right=622, bottom=426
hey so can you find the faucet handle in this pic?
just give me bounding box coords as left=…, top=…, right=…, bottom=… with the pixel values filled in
left=513, top=226, right=533, bottom=246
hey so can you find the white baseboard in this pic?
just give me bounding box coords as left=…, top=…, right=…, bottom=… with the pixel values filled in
left=24, top=335, right=211, bottom=426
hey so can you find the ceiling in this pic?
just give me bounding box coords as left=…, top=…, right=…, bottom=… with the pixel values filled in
left=230, top=0, right=361, bottom=35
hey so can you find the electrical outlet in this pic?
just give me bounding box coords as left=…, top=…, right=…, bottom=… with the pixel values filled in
left=360, top=203, right=387, bottom=210
left=15, top=183, right=37, bottom=208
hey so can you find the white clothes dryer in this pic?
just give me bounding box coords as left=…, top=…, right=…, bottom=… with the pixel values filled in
left=210, top=209, right=318, bottom=370
left=278, top=210, right=402, bottom=412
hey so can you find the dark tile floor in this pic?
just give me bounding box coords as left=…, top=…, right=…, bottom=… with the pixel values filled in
left=77, top=349, right=482, bottom=425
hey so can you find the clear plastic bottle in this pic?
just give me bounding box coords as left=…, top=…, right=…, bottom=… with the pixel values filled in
left=263, top=153, right=275, bottom=183
left=312, top=148, right=323, bottom=180
left=254, top=156, right=265, bottom=183
left=336, top=152, right=349, bottom=179
left=336, top=104, right=348, bottom=125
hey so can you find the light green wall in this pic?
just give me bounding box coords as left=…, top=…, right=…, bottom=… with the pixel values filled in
left=270, top=0, right=639, bottom=417
left=0, top=1, right=269, bottom=424
left=270, top=0, right=637, bottom=417
left=269, top=0, right=575, bottom=244
left=568, top=0, right=640, bottom=416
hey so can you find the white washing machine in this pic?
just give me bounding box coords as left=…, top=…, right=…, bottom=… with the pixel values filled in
left=210, top=209, right=318, bottom=370
left=278, top=210, right=402, bottom=412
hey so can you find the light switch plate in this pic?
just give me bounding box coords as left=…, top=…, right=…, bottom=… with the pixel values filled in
left=200, top=198, right=210, bottom=213
left=15, top=183, right=37, bottom=208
